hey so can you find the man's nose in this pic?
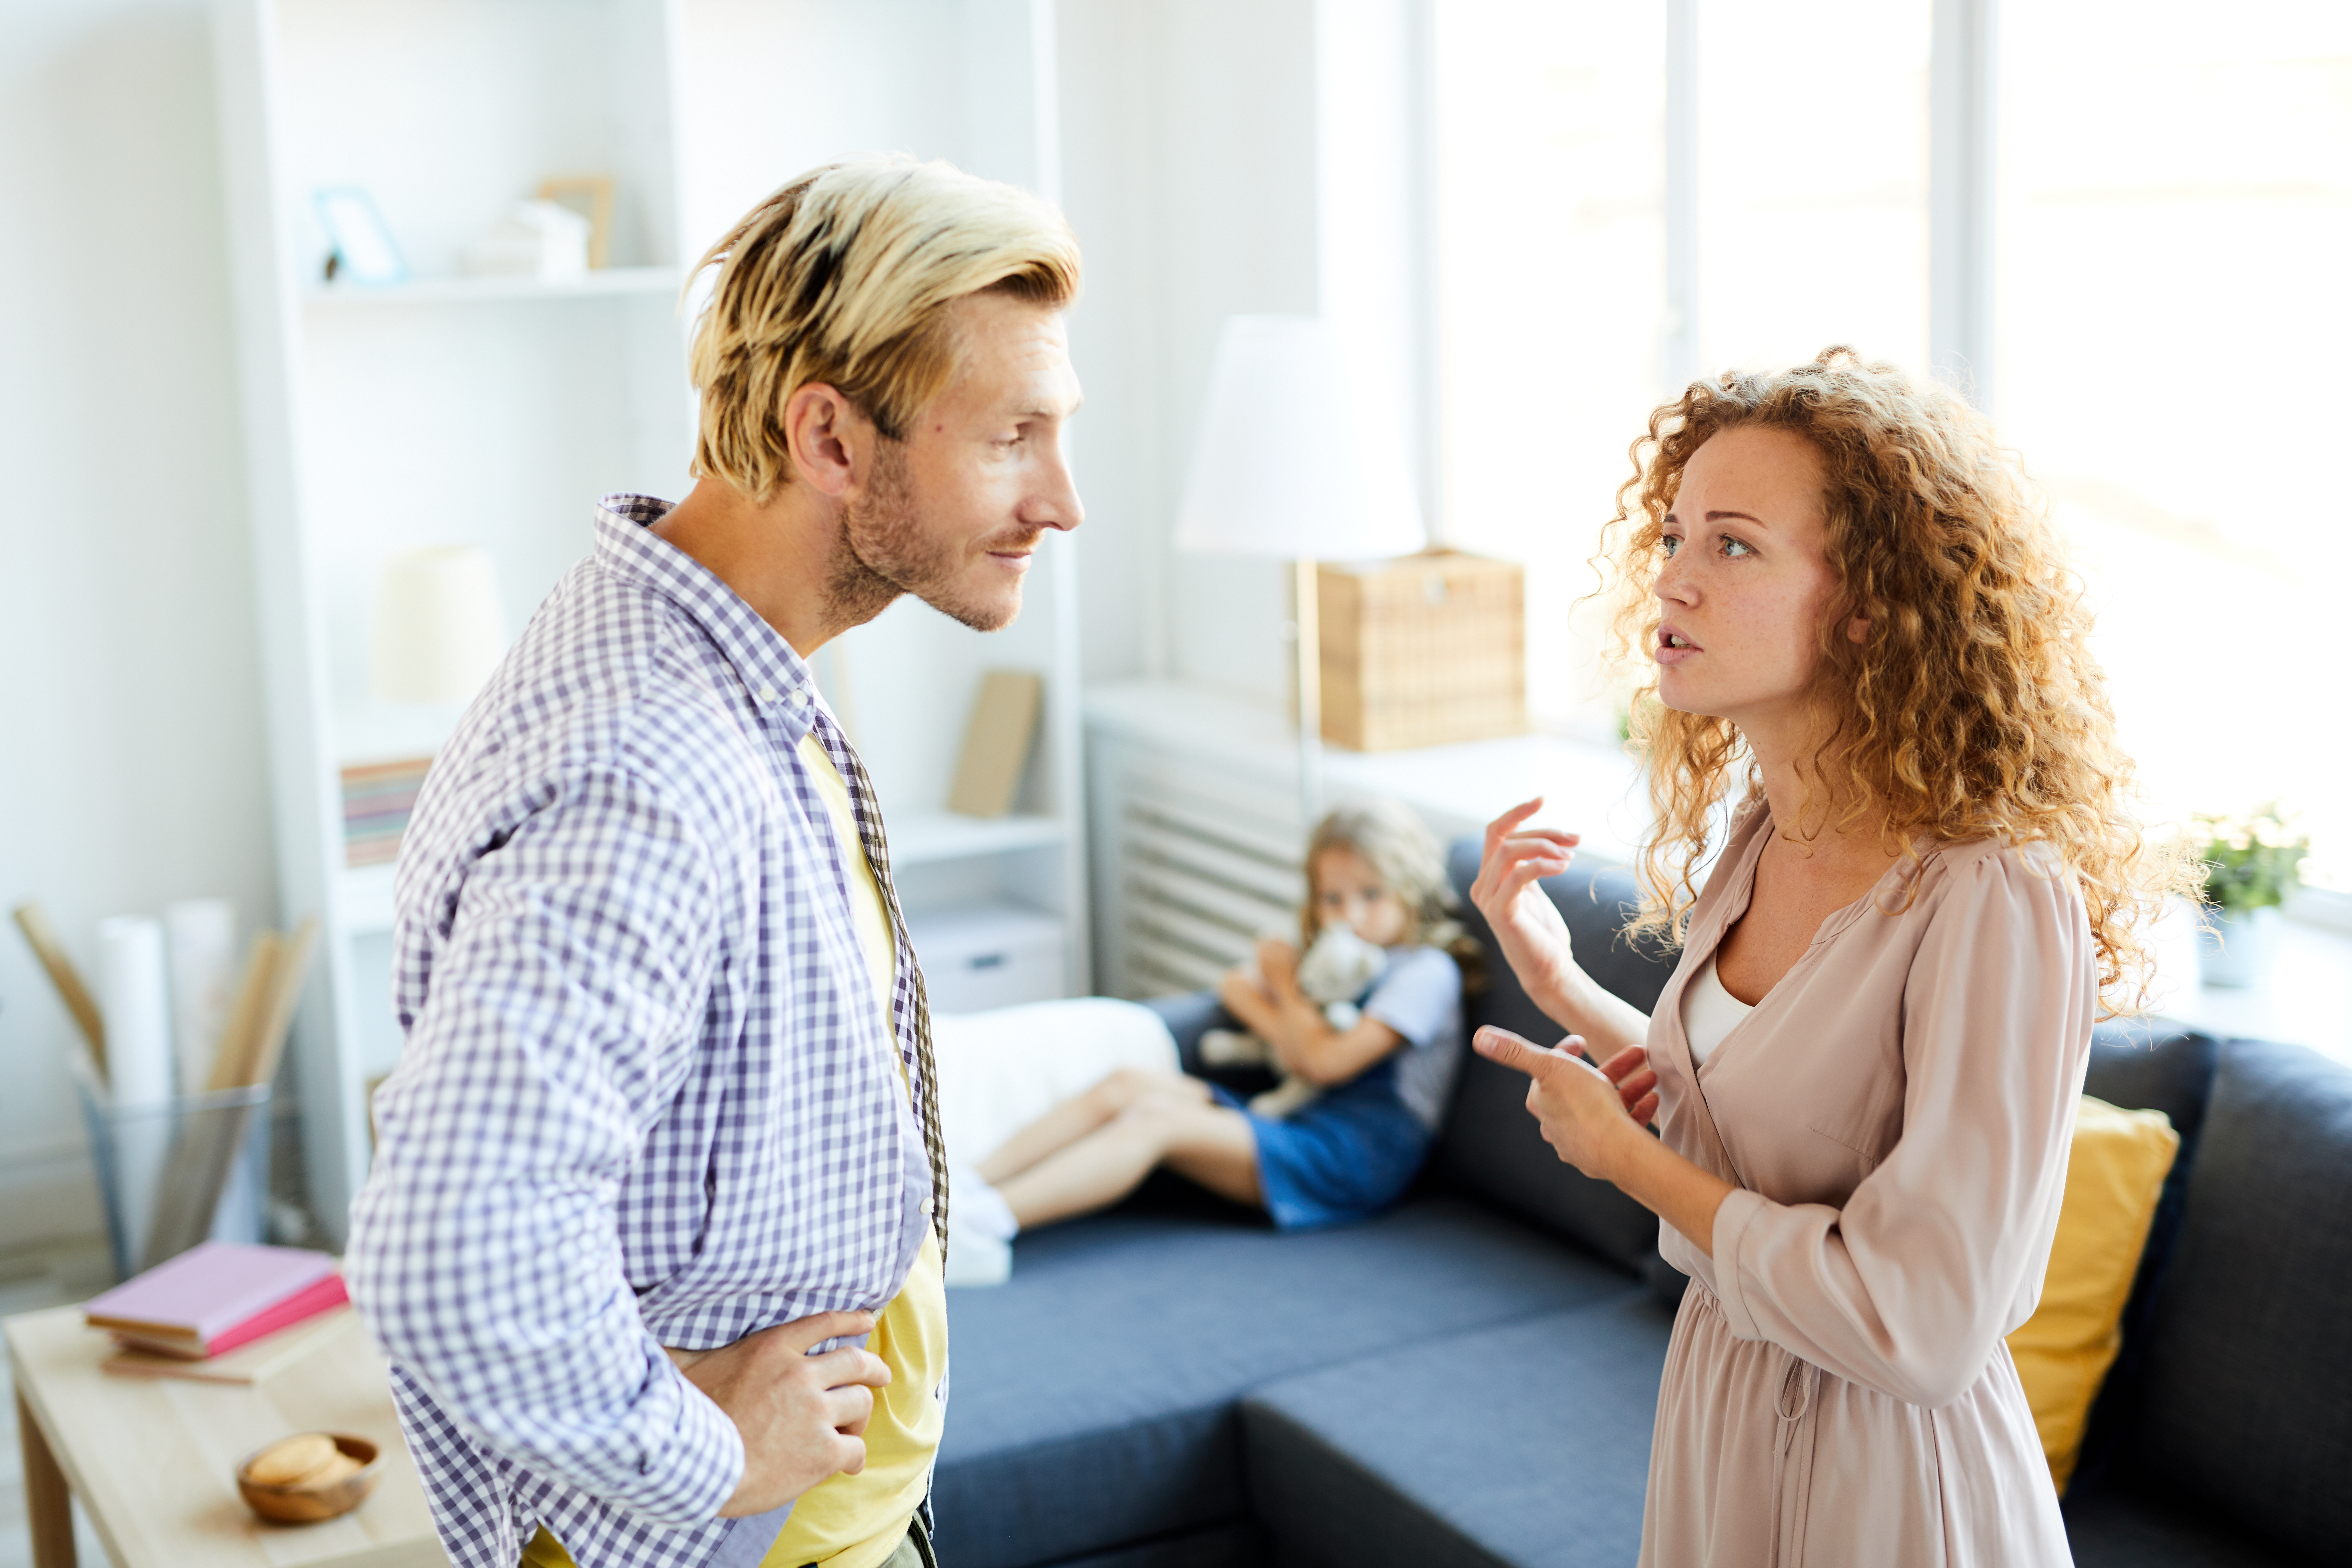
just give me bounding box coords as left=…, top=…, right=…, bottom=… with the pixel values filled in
left=1036, top=446, right=1084, bottom=533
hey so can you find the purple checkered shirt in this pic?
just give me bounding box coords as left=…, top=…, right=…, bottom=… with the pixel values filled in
left=348, top=496, right=943, bottom=1568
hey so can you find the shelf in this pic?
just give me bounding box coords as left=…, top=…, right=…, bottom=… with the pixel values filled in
left=333, top=815, right=1066, bottom=936
left=303, top=266, right=683, bottom=308
left=888, top=811, right=1070, bottom=867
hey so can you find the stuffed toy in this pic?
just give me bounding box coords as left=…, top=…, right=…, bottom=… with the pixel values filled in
left=1198, top=922, right=1388, bottom=1119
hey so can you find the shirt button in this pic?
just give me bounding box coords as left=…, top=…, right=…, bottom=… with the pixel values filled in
left=756, top=684, right=778, bottom=702
left=921, top=1196, right=935, bottom=1216
left=791, top=688, right=811, bottom=707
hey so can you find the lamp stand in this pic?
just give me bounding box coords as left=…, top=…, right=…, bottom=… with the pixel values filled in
left=1293, top=556, right=1324, bottom=831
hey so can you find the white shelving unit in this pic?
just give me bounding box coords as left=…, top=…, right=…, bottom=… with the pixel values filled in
left=212, top=0, right=1084, bottom=1244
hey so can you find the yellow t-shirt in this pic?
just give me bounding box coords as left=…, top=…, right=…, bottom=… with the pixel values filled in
left=763, top=734, right=948, bottom=1568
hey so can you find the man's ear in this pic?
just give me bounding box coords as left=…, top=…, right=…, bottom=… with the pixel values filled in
left=781, top=382, right=863, bottom=499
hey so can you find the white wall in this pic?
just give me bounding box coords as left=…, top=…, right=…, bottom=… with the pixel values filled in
left=0, top=0, right=276, bottom=1252
left=1055, top=0, right=1429, bottom=701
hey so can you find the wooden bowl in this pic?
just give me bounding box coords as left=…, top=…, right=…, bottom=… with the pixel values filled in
left=234, top=1433, right=381, bottom=1524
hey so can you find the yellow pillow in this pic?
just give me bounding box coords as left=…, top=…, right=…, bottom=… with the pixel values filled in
left=2007, top=1094, right=2180, bottom=1492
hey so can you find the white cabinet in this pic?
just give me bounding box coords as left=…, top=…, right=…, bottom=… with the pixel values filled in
left=213, top=0, right=1083, bottom=1243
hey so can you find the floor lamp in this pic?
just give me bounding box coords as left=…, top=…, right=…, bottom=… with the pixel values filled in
left=1171, top=316, right=1426, bottom=829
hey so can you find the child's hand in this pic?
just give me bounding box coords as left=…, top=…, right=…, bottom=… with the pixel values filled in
left=1217, top=965, right=1270, bottom=1019
left=1254, top=936, right=1301, bottom=995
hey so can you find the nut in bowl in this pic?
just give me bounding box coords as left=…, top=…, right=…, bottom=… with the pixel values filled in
left=235, top=1432, right=380, bottom=1524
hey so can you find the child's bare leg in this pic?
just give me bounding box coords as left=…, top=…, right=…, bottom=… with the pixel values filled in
left=975, top=1068, right=1211, bottom=1186
left=996, top=1099, right=1258, bottom=1230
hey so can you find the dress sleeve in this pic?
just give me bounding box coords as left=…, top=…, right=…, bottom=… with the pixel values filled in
left=345, top=765, right=743, bottom=1525
left=1706, top=847, right=2095, bottom=1408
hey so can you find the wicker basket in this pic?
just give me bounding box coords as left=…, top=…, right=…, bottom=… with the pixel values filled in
left=1316, top=550, right=1527, bottom=751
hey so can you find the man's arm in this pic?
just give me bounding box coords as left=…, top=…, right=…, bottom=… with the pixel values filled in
left=348, top=766, right=756, bottom=1524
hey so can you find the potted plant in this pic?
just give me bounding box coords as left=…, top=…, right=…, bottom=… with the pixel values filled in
left=2192, top=805, right=2309, bottom=988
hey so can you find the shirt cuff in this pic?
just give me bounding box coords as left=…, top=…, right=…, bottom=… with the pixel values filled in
left=604, top=1361, right=746, bottom=1526
left=1709, top=1186, right=1770, bottom=1341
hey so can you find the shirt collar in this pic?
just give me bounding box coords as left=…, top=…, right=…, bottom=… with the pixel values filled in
left=593, top=493, right=822, bottom=743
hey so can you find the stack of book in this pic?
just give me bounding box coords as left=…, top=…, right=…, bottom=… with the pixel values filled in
left=85, top=1240, right=354, bottom=1385
left=342, top=757, right=433, bottom=867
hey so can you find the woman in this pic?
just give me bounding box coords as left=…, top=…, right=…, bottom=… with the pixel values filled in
left=1470, top=349, right=2186, bottom=1564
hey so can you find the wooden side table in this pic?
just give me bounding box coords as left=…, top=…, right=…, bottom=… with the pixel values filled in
left=7, top=1306, right=440, bottom=1568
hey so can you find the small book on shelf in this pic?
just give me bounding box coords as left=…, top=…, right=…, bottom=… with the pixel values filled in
left=83, top=1240, right=345, bottom=1359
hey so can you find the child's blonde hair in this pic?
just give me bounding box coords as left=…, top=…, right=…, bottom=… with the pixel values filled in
left=1301, top=799, right=1472, bottom=976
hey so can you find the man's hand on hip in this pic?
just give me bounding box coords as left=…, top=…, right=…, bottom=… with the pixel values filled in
left=673, top=1310, right=890, bottom=1517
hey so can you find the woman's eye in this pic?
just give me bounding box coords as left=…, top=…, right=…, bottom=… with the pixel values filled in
left=1660, top=535, right=1681, bottom=557
left=1719, top=536, right=1754, bottom=558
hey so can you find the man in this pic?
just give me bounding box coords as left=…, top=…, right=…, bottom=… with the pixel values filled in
left=347, top=157, right=1084, bottom=1568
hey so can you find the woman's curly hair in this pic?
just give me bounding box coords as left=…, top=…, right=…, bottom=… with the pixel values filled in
left=1593, top=347, right=2194, bottom=1015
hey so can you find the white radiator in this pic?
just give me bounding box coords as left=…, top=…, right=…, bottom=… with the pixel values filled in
left=1088, top=741, right=1305, bottom=999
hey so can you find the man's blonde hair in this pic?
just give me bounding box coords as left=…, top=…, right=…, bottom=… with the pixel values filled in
left=687, top=156, right=1082, bottom=501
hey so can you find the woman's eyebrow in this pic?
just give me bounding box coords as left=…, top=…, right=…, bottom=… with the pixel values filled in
left=1704, top=509, right=1765, bottom=526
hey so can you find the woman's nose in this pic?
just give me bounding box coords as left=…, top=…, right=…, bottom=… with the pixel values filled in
left=1655, top=555, right=1696, bottom=605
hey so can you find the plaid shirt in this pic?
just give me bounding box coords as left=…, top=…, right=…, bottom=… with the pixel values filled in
left=348, top=496, right=945, bottom=1568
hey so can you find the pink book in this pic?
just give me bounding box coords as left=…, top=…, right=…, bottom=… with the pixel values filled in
left=84, top=1242, right=339, bottom=1350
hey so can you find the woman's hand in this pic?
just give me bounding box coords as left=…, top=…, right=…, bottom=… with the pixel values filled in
left=1474, top=1026, right=1732, bottom=1259
left=1471, top=1027, right=1644, bottom=1182
left=1470, top=799, right=1582, bottom=1011
left=1597, top=1044, right=1660, bottom=1127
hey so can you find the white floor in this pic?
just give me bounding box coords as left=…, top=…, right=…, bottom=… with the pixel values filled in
left=1, top=1241, right=121, bottom=1568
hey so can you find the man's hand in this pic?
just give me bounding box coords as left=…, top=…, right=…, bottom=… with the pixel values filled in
left=677, top=1310, right=890, bottom=1518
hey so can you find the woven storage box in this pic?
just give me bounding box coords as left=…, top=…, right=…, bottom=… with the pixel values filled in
left=1317, top=549, right=1527, bottom=751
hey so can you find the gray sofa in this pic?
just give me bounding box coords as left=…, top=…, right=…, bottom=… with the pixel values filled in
left=936, top=846, right=2352, bottom=1567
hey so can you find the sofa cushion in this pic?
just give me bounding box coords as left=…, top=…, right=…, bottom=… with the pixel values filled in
left=2005, top=1096, right=2181, bottom=1491
left=1242, top=1294, right=1670, bottom=1568
left=936, top=1196, right=1634, bottom=1568
left=2070, top=1022, right=2220, bottom=1484
left=1436, top=845, right=1676, bottom=1274
left=2121, top=1040, right=2352, bottom=1563
left=2062, top=1474, right=2301, bottom=1568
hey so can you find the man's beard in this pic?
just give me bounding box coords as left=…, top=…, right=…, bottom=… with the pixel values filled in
left=823, top=440, right=1035, bottom=634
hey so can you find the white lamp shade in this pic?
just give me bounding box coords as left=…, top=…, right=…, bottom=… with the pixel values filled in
left=370, top=544, right=508, bottom=704
left=1172, top=314, right=1426, bottom=560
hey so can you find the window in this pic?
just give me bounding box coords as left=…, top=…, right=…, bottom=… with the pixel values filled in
left=1431, top=0, right=2352, bottom=887
left=1996, top=1, right=2352, bottom=887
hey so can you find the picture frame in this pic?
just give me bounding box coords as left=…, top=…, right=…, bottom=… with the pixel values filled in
left=536, top=175, right=615, bottom=270
left=313, top=187, right=407, bottom=286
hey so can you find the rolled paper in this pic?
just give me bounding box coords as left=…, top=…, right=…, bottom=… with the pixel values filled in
left=164, top=899, right=236, bottom=1097
left=98, top=915, right=175, bottom=1267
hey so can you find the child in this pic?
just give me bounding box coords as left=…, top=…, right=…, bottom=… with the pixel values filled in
left=965, top=798, right=1471, bottom=1236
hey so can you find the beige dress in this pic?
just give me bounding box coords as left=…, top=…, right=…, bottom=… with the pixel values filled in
left=1641, top=802, right=2093, bottom=1566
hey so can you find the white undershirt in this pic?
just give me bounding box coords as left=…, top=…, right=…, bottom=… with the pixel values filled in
left=1680, top=955, right=1755, bottom=1068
